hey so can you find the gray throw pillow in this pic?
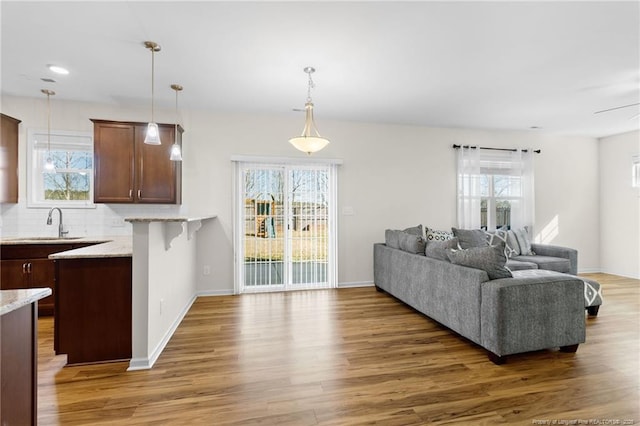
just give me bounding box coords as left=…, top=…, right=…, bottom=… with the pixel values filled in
left=506, top=230, right=521, bottom=256
left=426, top=227, right=453, bottom=242
left=385, top=229, right=402, bottom=249
left=452, top=228, right=489, bottom=249
left=486, top=229, right=519, bottom=258
left=398, top=232, right=426, bottom=255
left=514, top=227, right=535, bottom=255
left=425, top=237, right=459, bottom=261
left=403, top=224, right=423, bottom=237
left=447, top=242, right=513, bottom=280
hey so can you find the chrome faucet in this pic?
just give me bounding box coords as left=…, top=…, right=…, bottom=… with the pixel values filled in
left=46, top=207, right=68, bottom=238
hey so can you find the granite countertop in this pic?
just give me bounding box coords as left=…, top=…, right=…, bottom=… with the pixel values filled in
left=0, top=235, right=133, bottom=259
left=0, top=288, right=52, bottom=316
left=48, top=236, right=132, bottom=259
left=124, top=214, right=217, bottom=223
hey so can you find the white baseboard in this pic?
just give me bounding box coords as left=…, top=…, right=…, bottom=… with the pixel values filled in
left=597, top=269, right=640, bottom=280
left=338, top=281, right=374, bottom=288
left=578, top=268, right=602, bottom=274
left=197, top=289, right=235, bottom=296
left=127, top=294, right=198, bottom=371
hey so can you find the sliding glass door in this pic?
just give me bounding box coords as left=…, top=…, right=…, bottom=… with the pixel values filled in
left=235, top=162, right=337, bottom=293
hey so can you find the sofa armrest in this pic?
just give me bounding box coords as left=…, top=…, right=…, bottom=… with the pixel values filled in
left=480, top=275, right=585, bottom=357
left=530, top=243, right=578, bottom=275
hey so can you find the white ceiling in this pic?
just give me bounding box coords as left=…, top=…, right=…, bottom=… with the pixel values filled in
left=2, top=1, right=639, bottom=138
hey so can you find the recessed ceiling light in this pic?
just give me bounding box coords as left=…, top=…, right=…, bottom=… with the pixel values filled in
left=48, top=65, right=69, bottom=75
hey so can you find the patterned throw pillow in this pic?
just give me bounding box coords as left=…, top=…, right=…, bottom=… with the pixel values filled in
left=514, top=227, right=535, bottom=255
left=426, top=227, right=453, bottom=242
left=486, top=229, right=519, bottom=258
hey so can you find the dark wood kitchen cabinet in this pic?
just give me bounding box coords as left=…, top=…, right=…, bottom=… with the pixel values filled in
left=0, top=113, right=20, bottom=203
left=92, top=119, right=182, bottom=204
left=0, top=243, right=94, bottom=316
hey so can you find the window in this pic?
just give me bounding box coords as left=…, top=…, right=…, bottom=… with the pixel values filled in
left=28, top=129, right=94, bottom=207
left=479, top=163, right=523, bottom=230
left=457, top=147, right=534, bottom=231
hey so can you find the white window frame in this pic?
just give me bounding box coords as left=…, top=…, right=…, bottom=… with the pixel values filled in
left=633, top=155, right=640, bottom=188
left=27, top=128, right=95, bottom=209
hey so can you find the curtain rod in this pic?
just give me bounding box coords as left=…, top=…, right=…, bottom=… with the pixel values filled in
left=452, top=144, right=541, bottom=154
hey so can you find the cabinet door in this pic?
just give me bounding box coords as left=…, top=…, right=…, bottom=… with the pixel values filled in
left=0, top=259, right=29, bottom=290
left=0, top=114, right=20, bottom=203
left=28, top=259, right=56, bottom=315
left=135, top=124, right=178, bottom=204
left=93, top=121, right=135, bottom=203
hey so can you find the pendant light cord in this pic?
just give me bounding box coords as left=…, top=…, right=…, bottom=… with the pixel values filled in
left=47, top=91, right=51, bottom=155
left=151, top=47, right=155, bottom=122
left=306, top=70, right=315, bottom=103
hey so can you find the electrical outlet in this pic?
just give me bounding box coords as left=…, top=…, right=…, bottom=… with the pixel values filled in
left=203, top=265, right=211, bottom=275
left=110, top=218, right=125, bottom=227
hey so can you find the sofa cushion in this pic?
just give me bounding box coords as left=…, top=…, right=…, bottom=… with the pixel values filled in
left=426, top=227, right=453, bottom=242
left=425, top=237, right=459, bottom=261
left=398, top=232, right=426, bottom=255
left=452, top=227, right=488, bottom=249
left=513, top=255, right=571, bottom=274
left=447, top=243, right=512, bottom=280
left=506, top=258, right=539, bottom=271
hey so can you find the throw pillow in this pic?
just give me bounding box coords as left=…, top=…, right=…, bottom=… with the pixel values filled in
left=514, top=227, right=535, bottom=255
left=384, top=229, right=401, bottom=249
left=425, top=237, right=459, bottom=261
left=506, top=230, right=521, bottom=256
left=426, top=227, right=454, bottom=242
left=485, top=229, right=519, bottom=258
left=398, top=232, right=426, bottom=255
left=447, top=242, right=513, bottom=280
left=403, top=224, right=424, bottom=237
left=452, top=227, right=489, bottom=249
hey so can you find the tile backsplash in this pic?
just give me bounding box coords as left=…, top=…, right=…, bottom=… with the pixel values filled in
left=0, top=203, right=185, bottom=238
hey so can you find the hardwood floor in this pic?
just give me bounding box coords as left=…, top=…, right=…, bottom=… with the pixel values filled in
left=37, top=273, right=639, bottom=425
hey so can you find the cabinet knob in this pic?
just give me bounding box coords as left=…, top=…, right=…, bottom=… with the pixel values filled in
left=129, top=189, right=133, bottom=198
left=22, top=262, right=27, bottom=274
left=138, top=190, right=141, bottom=198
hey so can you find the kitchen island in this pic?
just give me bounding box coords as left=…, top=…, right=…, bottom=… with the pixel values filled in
left=1, top=288, right=51, bottom=426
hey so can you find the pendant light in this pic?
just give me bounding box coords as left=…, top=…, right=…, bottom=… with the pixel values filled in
left=143, top=41, right=162, bottom=145
left=289, top=66, right=330, bottom=155
left=41, top=89, right=56, bottom=173
left=170, top=84, right=183, bottom=161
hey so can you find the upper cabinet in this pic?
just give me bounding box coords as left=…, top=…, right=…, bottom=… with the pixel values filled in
left=0, top=113, right=21, bottom=203
left=92, top=119, right=182, bottom=204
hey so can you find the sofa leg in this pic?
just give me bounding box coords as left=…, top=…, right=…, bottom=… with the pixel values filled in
left=559, top=344, right=579, bottom=353
left=488, top=352, right=505, bottom=365
left=587, top=306, right=600, bottom=316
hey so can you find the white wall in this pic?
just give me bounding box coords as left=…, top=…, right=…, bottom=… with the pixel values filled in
left=599, top=130, right=640, bottom=279
left=1, top=95, right=601, bottom=294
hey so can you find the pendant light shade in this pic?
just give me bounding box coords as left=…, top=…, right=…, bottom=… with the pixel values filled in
left=144, top=41, right=162, bottom=145
left=170, top=84, right=183, bottom=161
left=41, top=89, right=56, bottom=173
left=289, top=67, right=330, bottom=155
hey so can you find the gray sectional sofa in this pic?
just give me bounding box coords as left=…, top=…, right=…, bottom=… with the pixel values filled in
left=374, top=226, right=596, bottom=364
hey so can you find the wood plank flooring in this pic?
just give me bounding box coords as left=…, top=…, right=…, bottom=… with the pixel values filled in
left=37, top=273, right=639, bottom=425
